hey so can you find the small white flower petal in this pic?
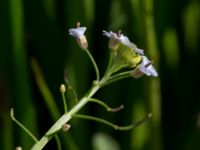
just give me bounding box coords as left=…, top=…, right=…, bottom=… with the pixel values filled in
left=103, top=30, right=136, bottom=48
left=140, top=65, right=151, bottom=76
left=120, top=36, right=134, bottom=48
left=103, top=31, right=120, bottom=40
left=135, top=48, right=144, bottom=55
left=146, top=65, right=158, bottom=77
left=139, top=56, right=158, bottom=77
left=69, top=27, right=86, bottom=38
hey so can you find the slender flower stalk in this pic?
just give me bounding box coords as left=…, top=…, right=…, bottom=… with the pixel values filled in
left=69, top=23, right=100, bottom=81
left=88, top=98, right=124, bottom=112
left=10, top=108, right=38, bottom=143
left=84, top=48, right=100, bottom=81
left=54, top=135, right=62, bottom=150
left=73, top=114, right=134, bottom=131
left=60, top=84, right=68, bottom=113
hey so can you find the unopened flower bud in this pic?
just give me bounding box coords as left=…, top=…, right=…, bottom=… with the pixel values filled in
left=60, top=84, right=66, bottom=93
left=62, top=124, right=71, bottom=132
left=15, top=146, right=22, bottom=150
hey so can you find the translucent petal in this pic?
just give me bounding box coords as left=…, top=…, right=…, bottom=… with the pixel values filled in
left=69, top=27, right=86, bottom=38
left=140, top=56, right=158, bottom=77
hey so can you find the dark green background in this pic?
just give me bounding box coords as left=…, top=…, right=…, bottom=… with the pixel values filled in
left=0, top=0, right=200, bottom=149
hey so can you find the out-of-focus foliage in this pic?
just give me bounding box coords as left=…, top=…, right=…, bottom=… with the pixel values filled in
left=0, top=0, right=199, bottom=150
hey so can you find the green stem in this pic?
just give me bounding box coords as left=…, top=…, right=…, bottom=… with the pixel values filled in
left=88, top=98, right=124, bottom=112
left=31, top=81, right=101, bottom=150
left=10, top=108, right=38, bottom=143
left=54, top=135, right=62, bottom=150
left=102, top=71, right=131, bottom=87
left=104, top=51, right=115, bottom=77
left=61, top=92, right=68, bottom=113
left=73, top=114, right=133, bottom=131
left=85, top=48, right=100, bottom=81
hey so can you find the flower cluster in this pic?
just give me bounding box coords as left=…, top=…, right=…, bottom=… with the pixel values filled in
left=102, top=30, right=158, bottom=78
left=69, top=24, right=158, bottom=78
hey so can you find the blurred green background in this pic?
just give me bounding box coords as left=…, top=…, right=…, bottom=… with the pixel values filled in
left=0, top=0, right=200, bottom=149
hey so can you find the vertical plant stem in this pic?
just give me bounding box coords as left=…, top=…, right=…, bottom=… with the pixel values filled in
left=62, top=92, right=68, bottom=113
left=84, top=48, right=100, bottom=81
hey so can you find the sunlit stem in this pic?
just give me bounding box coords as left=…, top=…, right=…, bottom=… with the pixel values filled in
left=10, top=108, right=38, bottom=143
left=73, top=114, right=133, bottom=131
left=84, top=48, right=100, bottom=81
left=88, top=98, right=124, bottom=112
left=54, top=135, right=62, bottom=150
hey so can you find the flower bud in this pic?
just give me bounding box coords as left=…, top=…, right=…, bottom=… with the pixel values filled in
left=15, top=146, right=22, bottom=150
left=60, top=84, right=66, bottom=93
left=62, top=124, right=71, bottom=132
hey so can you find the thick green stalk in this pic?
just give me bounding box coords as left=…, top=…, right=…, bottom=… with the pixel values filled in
left=31, top=82, right=101, bottom=150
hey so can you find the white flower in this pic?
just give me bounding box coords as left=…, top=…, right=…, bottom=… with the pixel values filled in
left=103, top=30, right=133, bottom=47
left=103, top=31, right=120, bottom=40
left=69, top=27, right=88, bottom=49
left=69, top=27, right=86, bottom=38
left=103, top=30, right=144, bottom=54
left=103, top=31, right=122, bottom=50
left=131, top=56, right=158, bottom=78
